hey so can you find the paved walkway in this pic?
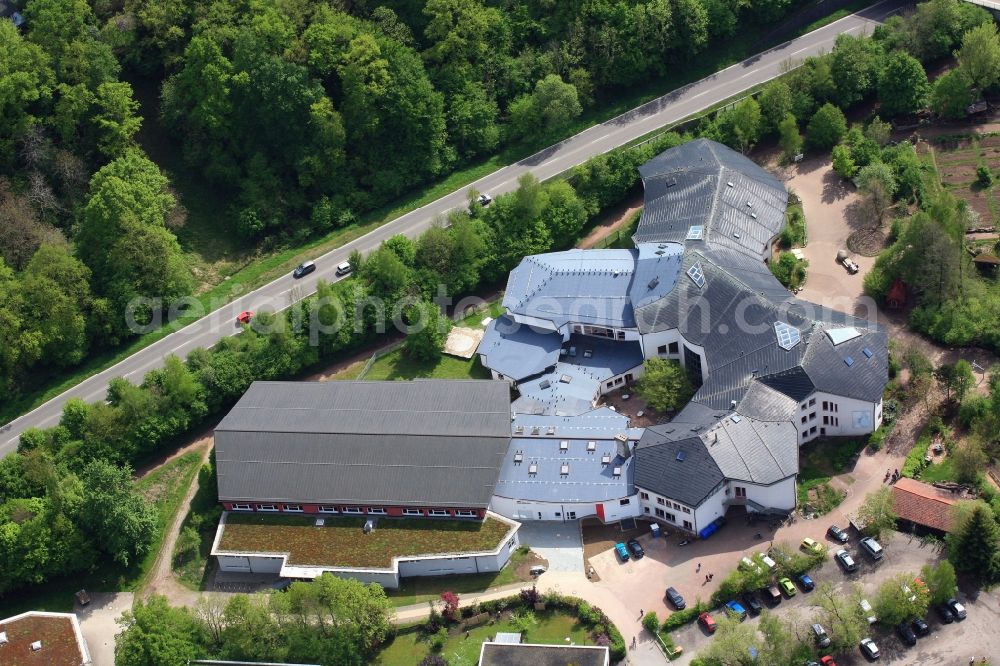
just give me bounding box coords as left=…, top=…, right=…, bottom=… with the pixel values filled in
left=77, top=592, right=133, bottom=666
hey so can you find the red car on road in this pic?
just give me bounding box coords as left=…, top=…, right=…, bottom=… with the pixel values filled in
left=236, top=311, right=254, bottom=325
left=698, top=612, right=717, bottom=634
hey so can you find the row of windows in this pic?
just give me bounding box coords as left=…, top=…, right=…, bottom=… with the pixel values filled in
left=648, top=507, right=693, bottom=530
left=822, top=401, right=839, bottom=412
left=823, top=416, right=839, bottom=426
left=800, top=397, right=816, bottom=410
left=643, top=493, right=691, bottom=513
left=230, top=504, right=476, bottom=518
left=656, top=342, right=680, bottom=355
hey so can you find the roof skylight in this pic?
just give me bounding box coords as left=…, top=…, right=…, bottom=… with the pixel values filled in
left=686, top=225, right=704, bottom=241
left=687, top=262, right=706, bottom=288
left=826, top=327, right=861, bottom=345
left=774, top=321, right=801, bottom=350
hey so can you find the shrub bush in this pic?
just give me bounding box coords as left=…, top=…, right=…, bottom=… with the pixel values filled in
left=661, top=604, right=708, bottom=632
left=642, top=611, right=660, bottom=633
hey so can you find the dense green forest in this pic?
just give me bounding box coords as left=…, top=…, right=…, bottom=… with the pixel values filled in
left=0, top=0, right=812, bottom=407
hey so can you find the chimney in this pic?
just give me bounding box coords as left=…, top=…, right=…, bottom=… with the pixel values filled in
left=615, top=433, right=630, bottom=459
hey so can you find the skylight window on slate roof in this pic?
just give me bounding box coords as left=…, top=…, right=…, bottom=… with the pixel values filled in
left=844, top=356, right=855, bottom=367
left=863, top=348, right=874, bottom=359
left=826, top=327, right=861, bottom=345
left=613, top=466, right=622, bottom=477
left=774, top=321, right=801, bottom=350
left=686, top=225, right=704, bottom=240
left=560, top=463, right=570, bottom=476
left=676, top=450, right=686, bottom=462
left=687, top=262, right=706, bottom=288
left=529, top=463, right=538, bottom=475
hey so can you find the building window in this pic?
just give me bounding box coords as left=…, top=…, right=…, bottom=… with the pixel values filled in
left=232, top=503, right=251, bottom=511
left=657, top=497, right=665, bottom=505
left=800, top=403, right=807, bottom=410
left=617, top=331, right=626, bottom=340
left=823, top=416, right=829, bottom=425
left=619, top=498, right=631, bottom=506
left=615, top=377, right=624, bottom=385
left=429, top=509, right=449, bottom=516
left=682, top=507, right=691, bottom=514
left=810, top=426, right=817, bottom=435
left=672, top=502, right=681, bottom=510
left=734, top=486, right=746, bottom=498
left=820, top=427, right=826, bottom=436
left=644, top=507, right=651, bottom=514
left=607, top=381, right=614, bottom=389
left=367, top=507, right=387, bottom=515
left=666, top=512, right=677, bottom=523
left=567, top=511, right=577, bottom=519
left=822, top=401, right=828, bottom=411
left=456, top=510, right=476, bottom=517
left=343, top=507, right=362, bottom=514
left=319, top=506, right=338, bottom=513
left=668, top=341, right=679, bottom=354
left=809, top=412, right=816, bottom=421
left=403, top=509, right=423, bottom=516
left=657, top=344, right=667, bottom=354
left=655, top=508, right=665, bottom=518
left=283, top=504, right=303, bottom=512
left=809, top=398, right=816, bottom=406
left=833, top=403, right=838, bottom=413
left=801, top=415, right=807, bottom=424
left=833, top=417, right=839, bottom=427
left=256, top=504, right=277, bottom=512
left=640, top=492, right=649, bottom=500
left=683, top=520, right=693, bottom=530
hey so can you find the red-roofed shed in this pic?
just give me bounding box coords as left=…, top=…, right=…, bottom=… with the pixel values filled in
left=892, top=477, right=960, bottom=535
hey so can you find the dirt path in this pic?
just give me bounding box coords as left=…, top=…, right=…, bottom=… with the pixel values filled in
left=140, top=435, right=213, bottom=607
left=577, top=194, right=643, bottom=249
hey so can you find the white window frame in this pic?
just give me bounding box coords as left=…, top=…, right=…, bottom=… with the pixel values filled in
left=318, top=506, right=338, bottom=513
left=367, top=507, right=387, bottom=515
left=403, top=509, right=423, bottom=516
left=256, top=504, right=277, bottom=512
left=343, top=507, right=362, bottom=514
left=283, top=504, right=303, bottom=513
left=455, top=510, right=476, bottom=517
left=232, top=503, right=251, bottom=511
left=429, top=509, right=450, bottom=517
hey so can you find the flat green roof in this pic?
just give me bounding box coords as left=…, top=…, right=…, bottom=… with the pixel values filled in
left=217, top=514, right=513, bottom=569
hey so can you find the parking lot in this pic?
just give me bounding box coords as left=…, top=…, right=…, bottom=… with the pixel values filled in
left=609, top=531, right=1000, bottom=664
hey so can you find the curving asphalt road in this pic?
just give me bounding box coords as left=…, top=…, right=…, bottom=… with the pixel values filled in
left=0, top=0, right=907, bottom=456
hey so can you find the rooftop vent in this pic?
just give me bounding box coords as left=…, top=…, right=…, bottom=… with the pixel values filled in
left=560, top=463, right=570, bottom=475
left=686, top=225, right=705, bottom=241
left=560, top=440, right=569, bottom=451
left=731, top=400, right=738, bottom=409
left=0, top=631, right=7, bottom=645
left=863, top=347, right=874, bottom=358
left=654, top=250, right=665, bottom=256
left=750, top=212, right=757, bottom=219
left=514, top=425, right=524, bottom=435
left=539, top=380, right=551, bottom=390
left=648, top=276, right=660, bottom=289
left=30, top=641, right=41, bottom=652
left=733, top=232, right=741, bottom=239
left=676, top=451, right=686, bottom=462
left=730, top=414, right=742, bottom=423
left=774, top=321, right=801, bottom=350
left=844, top=356, right=855, bottom=367
left=513, top=452, right=524, bottom=464
left=613, top=269, right=621, bottom=277
left=560, top=374, right=572, bottom=384
left=547, top=426, right=556, bottom=436
left=727, top=181, right=734, bottom=188
left=531, top=426, right=540, bottom=435
left=528, top=463, right=538, bottom=475
left=601, top=454, right=612, bottom=465
left=587, top=441, right=597, bottom=452
left=583, top=349, right=593, bottom=359
left=666, top=177, right=677, bottom=187
left=687, top=262, right=706, bottom=288
left=658, top=244, right=667, bottom=249
left=613, top=466, right=622, bottom=477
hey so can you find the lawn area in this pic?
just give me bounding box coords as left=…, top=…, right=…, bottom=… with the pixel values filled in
left=797, top=438, right=866, bottom=513
left=375, top=610, right=592, bottom=666
left=217, top=514, right=515, bottom=569
left=361, top=349, right=491, bottom=381
left=919, top=457, right=957, bottom=483
left=0, top=452, right=202, bottom=617
left=385, top=547, right=532, bottom=608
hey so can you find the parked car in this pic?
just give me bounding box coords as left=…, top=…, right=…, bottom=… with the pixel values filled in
left=236, top=310, right=254, bottom=325
left=820, top=657, right=838, bottom=666
left=778, top=577, right=797, bottom=597
left=801, top=537, right=824, bottom=555
left=827, top=525, right=850, bottom=543
left=859, top=637, right=880, bottom=660
left=838, top=249, right=860, bottom=274
left=910, top=617, right=929, bottom=636
left=626, top=537, right=644, bottom=559
left=75, top=589, right=91, bottom=607
left=811, top=623, right=831, bottom=648
left=698, top=611, right=717, bottom=633
left=896, top=622, right=916, bottom=646
left=756, top=552, right=778, bottom=572
left=859, top=598, right=876, bottom=624
left=859, top=537, right=883, bottom=561
left=292, top=260, right=316, bottom=278
left=739, top=556, right=762, bottom=574
left=763, top=584, right=782, bottom=605
left=797, top=573, right=815, bottom=592
left=335, top=261, right=352, bottom=276
left=945, top=598, right=967, bottom=620
left=665, top=586, right=686, bottom=610
left=936, top=602, right=955, bottom=624
left=614, top=542, right=629, bottom=562
left=725, top=601, right=748, bottom=621
left=742, top=592, right=762, bottom=615
left=834, top=549, right=857, bottom=572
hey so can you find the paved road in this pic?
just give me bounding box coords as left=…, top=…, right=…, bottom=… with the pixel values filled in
left=0, top=0, right=907, bottom=456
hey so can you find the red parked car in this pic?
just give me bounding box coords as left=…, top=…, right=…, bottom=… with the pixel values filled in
left=698, top=612, right=717, bottom=634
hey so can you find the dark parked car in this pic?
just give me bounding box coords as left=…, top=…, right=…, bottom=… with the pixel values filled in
left=763, top=584, right=782, bottom=605
left=910, top=617, right=929, bottom=636
left=742, top=592, right=762, bottom=615
left=627, top=537, right=645, bottom=559
left=896, top=622, right=916, bottom=646
left=292, top=260, right=316, bottom=278
left=827, top=524, right=849, bottom=543
left=797, top=573, right=815, bottom=592
left=945, top=598, right=967, bottom=620
left=936, top=603, right=955, bottom=623
left=665, top=586, right=686, bottom=610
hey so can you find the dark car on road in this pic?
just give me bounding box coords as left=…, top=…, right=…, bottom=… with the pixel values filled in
left=627, top=537, right=644, bottom=559
left=827, top=524, right=849, bottom=543
left=292, top=260, right=316, bottom=278
left=936, top=603, right=955, bottom=623
left=742, top=592, right=762, bottom=615
left=665, top=586, right=685, bottom=610
left=896, top=622, right=916, bottom=646
left=910, top=617, right=929, bottom=636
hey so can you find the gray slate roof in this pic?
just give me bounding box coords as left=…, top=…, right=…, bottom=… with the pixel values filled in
left=478, top=315, right=562, bottom=381
left=215, top=380, right=512, bottom=508
left=634, top=138, right=787, bottom=259
left=634, top=430, right=726, bottom=507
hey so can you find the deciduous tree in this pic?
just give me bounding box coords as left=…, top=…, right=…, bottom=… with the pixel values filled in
left=636, top=357, right=694, bottom=413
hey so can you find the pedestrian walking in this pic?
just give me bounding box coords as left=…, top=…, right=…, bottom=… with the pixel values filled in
left=638, top=608, right=643, bottom=619
left=696, top=562, right=701, bottom=572
left=709, top=573, right=714, bottom=581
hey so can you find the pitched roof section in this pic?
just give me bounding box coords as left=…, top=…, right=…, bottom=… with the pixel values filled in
left=891, top=477, right=960, bottom=533
left=478, top=315, right=562, bottom=381
left=215, top=380, right=512, bottom=508
left=635, top=138, right=787, bottom=259
left=634, top=428, right=725, bottom=507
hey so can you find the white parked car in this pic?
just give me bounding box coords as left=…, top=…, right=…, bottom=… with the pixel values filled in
left=859, top=598, right=876, bottom=624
